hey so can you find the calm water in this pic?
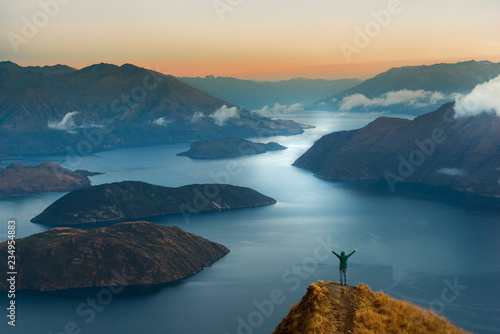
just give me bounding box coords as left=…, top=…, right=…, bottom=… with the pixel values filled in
left=1, top=111, right=500, bottom=334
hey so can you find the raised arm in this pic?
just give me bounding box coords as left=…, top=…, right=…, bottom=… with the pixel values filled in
left=330, top=249, right=341, bottom=259
left=346, top=249, right=357, bottom=258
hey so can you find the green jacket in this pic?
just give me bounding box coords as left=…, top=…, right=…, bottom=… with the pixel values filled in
left=331, top=250, right=355, bottom=270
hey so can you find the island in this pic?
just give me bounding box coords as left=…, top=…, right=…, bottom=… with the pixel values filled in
left=177, top=138, right=287, bottom=159
left=0, top=162, right=102, bottom=197
left=273, top=281, right=469, bottom=334
left=31, top=181, right=277, bottom=225
left=0, top=221, right=229, bottom=291
left=293, top=103, right=500, bottom=197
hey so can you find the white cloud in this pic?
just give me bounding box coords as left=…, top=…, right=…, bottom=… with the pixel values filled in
left=47, top=112, right=79, bottom=133
left=48, top=112, right=105, bottom=133
left=258, top=103, right=304, bottom=115
left=149, top=117, right=172, bottom=127
left=338, top=90, right=446, bottom=111
left=437, top=168, right=466, bottom=176
left=454, top=75, right=500, bottom=117
left=191, top=111, right=205, bottom=123
left=210, top=105, right=239, bottom=126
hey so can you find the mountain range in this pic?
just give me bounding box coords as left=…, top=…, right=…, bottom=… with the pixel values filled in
left=0, top=61, right=307, bottom=156
left=178, top=76, right=361, bottom=110
left=311, top=60, right=500, bottom=115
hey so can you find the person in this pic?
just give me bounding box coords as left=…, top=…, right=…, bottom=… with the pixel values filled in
left=331, top=248, right=356, bottom=285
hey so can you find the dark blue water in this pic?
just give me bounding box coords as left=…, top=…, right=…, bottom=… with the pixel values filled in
left=1, top=111, right=499, bottom=334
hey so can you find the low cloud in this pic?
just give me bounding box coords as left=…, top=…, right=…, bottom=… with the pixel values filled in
left=149, top=117, right=172, bottom=127
left=258, top=103, right=304, bottom=115
left=437, top=168, right=466, bottom=176
left=210, top=105, right=239, bottom=126
left=48, top=112, right=107, bottom=133
left=47, top=112, right=79, bottom=134
left=339, top=90, right=445, bottom=111
left=191, top=111, right=205, bottom=123
left=454, top=75, right=500, bottom=117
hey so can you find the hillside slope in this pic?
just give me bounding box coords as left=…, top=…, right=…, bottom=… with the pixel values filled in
left=294, top=103, right=500, bottom=197
left=273, top=281, right=469, bottom=334
left=0, top=162, right=99, bottom=196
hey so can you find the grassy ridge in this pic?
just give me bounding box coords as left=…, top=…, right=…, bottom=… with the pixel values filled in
left=274, top=281, right=469, bottom=334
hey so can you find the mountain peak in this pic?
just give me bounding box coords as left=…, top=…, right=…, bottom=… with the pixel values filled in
left=78, top=62, right=120, bottom=75
left=0, top=61, right=22, bottom=70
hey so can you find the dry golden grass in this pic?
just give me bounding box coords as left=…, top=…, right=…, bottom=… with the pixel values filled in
left=273, top=281, right=470, bottom=334
left=352, top=284, right=469, bottom=334
left=274, top=281, right=338, bottom=334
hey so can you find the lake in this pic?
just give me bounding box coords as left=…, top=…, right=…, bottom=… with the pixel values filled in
left=1, top=111, right=499, bottom=334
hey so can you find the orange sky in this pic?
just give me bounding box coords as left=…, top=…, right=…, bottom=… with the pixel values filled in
left=2, top=0, right=500, bottom=80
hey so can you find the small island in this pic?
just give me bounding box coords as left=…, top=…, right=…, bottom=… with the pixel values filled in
left=32, top=181, right=277, bottom=225
left=177, top=138, right=286, bottom=159
left=0, top=162, right=102, bottom=197
left=0, top=221, right=229, bottom=291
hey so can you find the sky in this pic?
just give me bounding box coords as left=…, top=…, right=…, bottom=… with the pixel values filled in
left=1, top=0, right=500, bottom=80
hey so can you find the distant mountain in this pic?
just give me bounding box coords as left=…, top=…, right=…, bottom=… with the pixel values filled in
left=0, top=86, right=108, bottom=155
left=32, top=181, right=277, bottom=225
left=0, top=162, right=100, bottom=196
left=177, top=138, right=287, bottom=159
left=0, top=221, right=229, bottom=291
left=273, top=281, right=469, bottom=334
left=0, top=60, right=76, bottom=75
left=294, top=103, right=500, bottom=197
left=0, top=62, right=308, bottom=156
left=312, top=60, right=500, bottom=115
left=179, top=76, right=361, bottom=110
